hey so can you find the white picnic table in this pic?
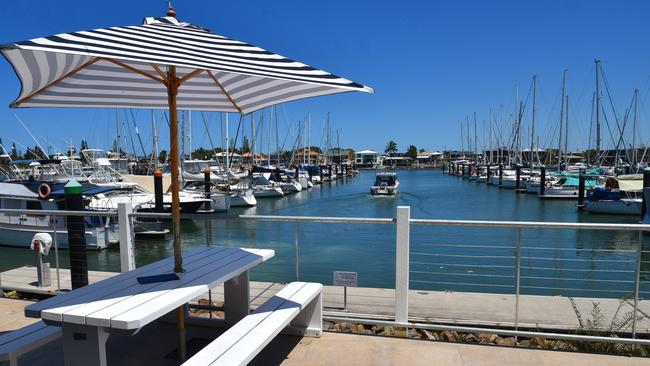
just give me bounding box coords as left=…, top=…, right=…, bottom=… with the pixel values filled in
left=24, top=246, right=274, bottom=366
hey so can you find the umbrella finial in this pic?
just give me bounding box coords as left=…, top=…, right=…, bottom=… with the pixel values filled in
left=166, top=1, right=176, bottom=17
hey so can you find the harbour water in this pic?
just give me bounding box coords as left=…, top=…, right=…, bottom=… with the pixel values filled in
left=1, top=169, right=648, bottom=299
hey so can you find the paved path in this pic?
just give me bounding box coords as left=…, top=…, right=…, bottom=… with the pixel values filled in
left=3, top=267, right=650, bottom=332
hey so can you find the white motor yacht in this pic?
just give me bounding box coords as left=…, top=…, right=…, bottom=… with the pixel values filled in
left=370, top=172, right=400, bottom=196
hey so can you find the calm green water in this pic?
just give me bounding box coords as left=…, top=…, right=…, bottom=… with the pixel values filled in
left=1, top=169, right=648, bottom=298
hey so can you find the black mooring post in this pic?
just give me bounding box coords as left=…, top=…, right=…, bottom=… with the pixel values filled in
left=642, top=168, right=650, bottom=220
left=538, top=166, right=546, bottom=197
left=486, top=165, right=491, bottom=183
left=515, top=165, right=522, bottom=191
left=460, top=164, right=465, bottom=177
left=319, top=166, right=323, bottom=182
left=204, top=168, right=211, bottom=211
left=154, top=169, right=164, bottom=212
left=476, top=164, right=481, bottom=180
left=498, top=164, right=503, bottom=187
left=65, top=180, right=88, bottom=289
left=577, top=169, right=586, bottom=209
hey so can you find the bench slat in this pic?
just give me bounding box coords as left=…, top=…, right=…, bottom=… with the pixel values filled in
left=0, top=321, right=49, bottom=347
left=0, top=323, right=61, bottom=361
left=213, top=283, right=321, bottom=366
left=25, top=247, right=214, bottom=318
left=181, top=282, right=307, bottom=366
left=110, top=249, right=273, bottom=330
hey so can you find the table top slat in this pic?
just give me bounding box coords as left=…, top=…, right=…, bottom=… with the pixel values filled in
left=109, top=249, right=273, bottom=329
left=84, top=248, right=253, bottom=328
left=57, top=247, right=234, bottom=325
left=26, top=247, right=214, bottom=318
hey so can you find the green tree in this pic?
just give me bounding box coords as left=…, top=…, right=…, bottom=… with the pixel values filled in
left=241, top=136, right=250, bottom=154
left=80, top=139, right=89, bottom=162
left=384, top=141, right=398, bottom=156
left=407, top=145, right=418, bottom=160
left=159, top=149, right=168, bottom=164
left=10, top=143, right=19, bottom=160
left=24, top=145, right=45, bottom=160
left=190, top=147, right=213, bottom=160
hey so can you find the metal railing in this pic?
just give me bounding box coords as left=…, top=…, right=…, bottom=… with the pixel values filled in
left=241, top=208, right=650, bottom=345
left=1, top=205, right=650, bottom=346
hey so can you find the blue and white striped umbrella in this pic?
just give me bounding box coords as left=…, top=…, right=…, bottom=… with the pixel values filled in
left=1, top=12, right=372, bottom=114
left=0, top=6, right=372, bottom=276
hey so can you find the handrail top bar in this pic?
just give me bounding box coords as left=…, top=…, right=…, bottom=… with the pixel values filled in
left=240, top=214, right=650, bottom=231
left=239, top=214, right=395, bottom=225
left=0, top=208, right=173, bottom=219
left=0, top=208, right=117, bottom=217
left=410, top=218, right=650, bottom=231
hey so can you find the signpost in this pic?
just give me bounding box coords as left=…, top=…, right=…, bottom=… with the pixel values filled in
left=333, top=271, right=358, bottom=311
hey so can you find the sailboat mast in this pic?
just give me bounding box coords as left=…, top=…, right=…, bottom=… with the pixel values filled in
left=489, top=109, right=493, bottom=164
left=565, top=95, right=569, bottom=165
left=275, top=107, right=280, bottom=166
left=225, top=112, right=229, bottom=169
left=188, top=110, right=192, bottom=159
left=473, top=112, right=477, bottom=161
left=251, top=112, right=256, bottom=166
left=115, top=109, right=121, bottom=156
left=530, top=75, right=537, bottom=166
left=460, top=122, right=464, bottom=156
left=152, top=111, right=159, bottom=169
left=595, top=59, right=601, bottom=163
left=559, top=70, right=566, bottom=169
left=632, top=89, right=638, bottom=171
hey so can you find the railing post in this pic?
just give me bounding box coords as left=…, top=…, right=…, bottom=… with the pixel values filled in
left=118, top=203, right=135, bottom=272
left=395, top=206, right=410, bottom=323
left=514, top=227, right=522, bottom=342
left=295, top=223, right=301, bottom=281
left=632, top=230, right=642, bottom=340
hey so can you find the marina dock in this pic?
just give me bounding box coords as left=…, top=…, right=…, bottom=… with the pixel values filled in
left=3, top=266, right=650, bottom=333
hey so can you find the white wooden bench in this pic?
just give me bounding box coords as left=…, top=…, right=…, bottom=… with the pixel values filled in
left=0, top=321, right=61, bottom=366
left=183, top=281, right=322, bottom=366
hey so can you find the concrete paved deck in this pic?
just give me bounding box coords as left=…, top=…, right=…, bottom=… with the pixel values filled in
left=3, top=267, right=650, bottom=332
left=1, top=298, right=649, bottom=366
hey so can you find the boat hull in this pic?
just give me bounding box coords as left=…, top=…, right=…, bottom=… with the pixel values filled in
left=0, top=222, right=111, bottom=250
left=584, top=199, right=642, bottom=215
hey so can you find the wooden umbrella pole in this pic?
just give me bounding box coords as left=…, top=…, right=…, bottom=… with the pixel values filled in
left=167, top=64, right=187, bottom=361
left=167, top=65, right=183, bottom=274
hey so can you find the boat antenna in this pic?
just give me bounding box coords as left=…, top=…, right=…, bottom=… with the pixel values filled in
left=14, top=114, right=50, bottom=159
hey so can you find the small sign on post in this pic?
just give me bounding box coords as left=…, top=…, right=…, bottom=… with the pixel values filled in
left=333, top=271, right=358, bottom=311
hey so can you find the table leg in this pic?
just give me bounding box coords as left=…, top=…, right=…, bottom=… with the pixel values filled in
left=224, top=270, right=250, bottom=324
left=61, top=324, right=109, bottom=366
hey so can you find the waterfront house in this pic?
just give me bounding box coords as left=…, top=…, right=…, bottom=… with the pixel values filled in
left=355, top=149, right=380, bottom=167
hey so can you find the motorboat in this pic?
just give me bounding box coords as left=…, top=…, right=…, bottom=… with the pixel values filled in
left=370, top=172, right=399, bottom=196
left=0, top=182, right=116, bottom=249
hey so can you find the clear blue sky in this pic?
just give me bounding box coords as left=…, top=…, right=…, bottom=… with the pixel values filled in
left=0, top=0, right=649, bottom=156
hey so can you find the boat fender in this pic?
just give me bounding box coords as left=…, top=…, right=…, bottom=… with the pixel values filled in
left=544, top=181, right=553, bottom=189
left=37, top=183, right=51, bottom=199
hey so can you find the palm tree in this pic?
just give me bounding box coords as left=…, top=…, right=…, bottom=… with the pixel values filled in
left=385, top=141, right=398, bottom=156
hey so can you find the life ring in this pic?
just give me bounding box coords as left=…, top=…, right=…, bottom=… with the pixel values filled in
left=544, top=181, right=553, bottom=189
left=37, top=183, right=51, bottom=199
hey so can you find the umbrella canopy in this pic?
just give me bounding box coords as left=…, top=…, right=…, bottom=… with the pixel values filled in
left=0, top=6, right=371, bottom=276
left=1, top=14, right=372, bottom=113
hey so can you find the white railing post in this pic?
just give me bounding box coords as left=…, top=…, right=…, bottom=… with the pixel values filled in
left=117, top=203, right=135, bottom=272
left=395, top=206, right=410, bottom=323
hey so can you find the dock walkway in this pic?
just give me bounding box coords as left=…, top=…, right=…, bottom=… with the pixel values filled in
left=2, top=266, right=649, bottom=332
